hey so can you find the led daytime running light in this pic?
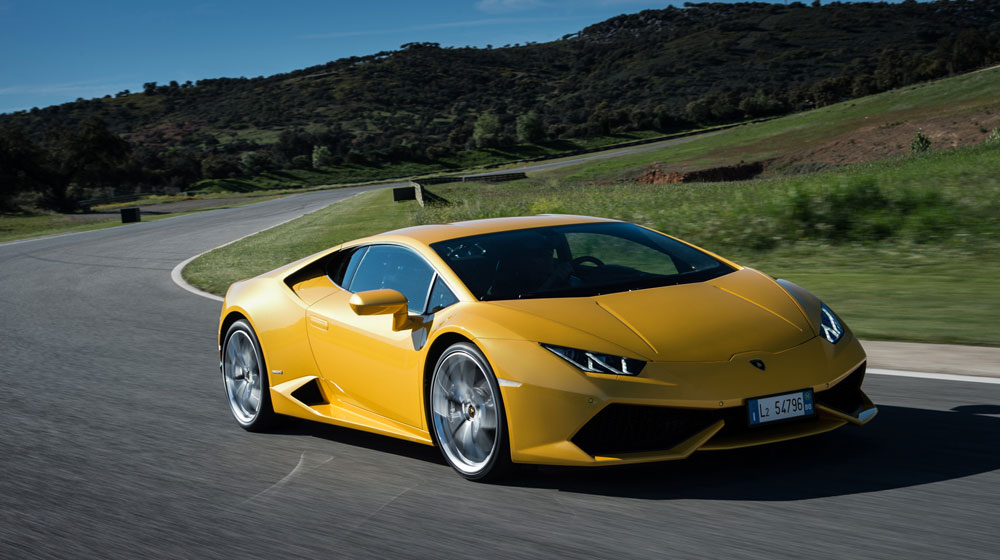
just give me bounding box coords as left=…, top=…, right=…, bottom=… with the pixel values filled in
left=542, top=344, right=645, bottom=376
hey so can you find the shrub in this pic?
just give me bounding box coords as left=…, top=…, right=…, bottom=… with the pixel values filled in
left=911, top=130, right=931, bottom=153
left=311, top=145, right=334, bottom=169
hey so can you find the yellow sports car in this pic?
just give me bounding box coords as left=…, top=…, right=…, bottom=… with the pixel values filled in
left=218, top=215, right=876, bottom=480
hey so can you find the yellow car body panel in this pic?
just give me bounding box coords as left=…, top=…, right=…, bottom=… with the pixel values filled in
left=218, top=214, right=875, bottom=467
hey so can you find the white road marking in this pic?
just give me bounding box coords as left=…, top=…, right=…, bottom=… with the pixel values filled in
left=868, top=368, right=1000, bottom=385
left=170, top=252, right=225, bottom=302
left=170, top=191, right=368, bottom=301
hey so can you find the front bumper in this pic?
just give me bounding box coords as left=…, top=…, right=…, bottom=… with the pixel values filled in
left=478, top=334, right=875, bottom=466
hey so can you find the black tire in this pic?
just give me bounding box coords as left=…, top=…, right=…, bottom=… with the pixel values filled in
left=429, top=342, right=512, bottom=482
left=221, top=319, right=279, bottom=432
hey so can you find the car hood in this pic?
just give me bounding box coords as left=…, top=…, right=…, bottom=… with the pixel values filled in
left=486, top=267, right=816, bottom=362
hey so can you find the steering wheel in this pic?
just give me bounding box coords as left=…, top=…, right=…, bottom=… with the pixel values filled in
left=571, top=256, right=605, bottom=267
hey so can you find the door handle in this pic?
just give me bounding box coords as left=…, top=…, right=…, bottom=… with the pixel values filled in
left=309, top=316, right=329, bottom=330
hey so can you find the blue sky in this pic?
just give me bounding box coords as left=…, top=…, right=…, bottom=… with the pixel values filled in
left=0, top=0, right=683, bottom=114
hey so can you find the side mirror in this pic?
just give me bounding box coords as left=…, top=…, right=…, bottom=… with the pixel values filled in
left=349, top=289, right=412, bottom=331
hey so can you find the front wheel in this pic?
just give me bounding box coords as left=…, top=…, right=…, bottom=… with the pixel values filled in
left=429, top=342, right=511, bottom=481
left=222, top=319, right=278, bottom=432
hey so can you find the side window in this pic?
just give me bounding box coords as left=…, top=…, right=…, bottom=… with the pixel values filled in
left=427, top=276, right=459, bottom=314
left=347, top=245, right=435, bottom=313
left=326, top=246, right=367, bottom=288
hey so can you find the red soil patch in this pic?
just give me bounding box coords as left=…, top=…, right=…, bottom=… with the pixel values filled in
left=638, top=161, right=764, bottom=185
left=772, top=110, right=1000, bottom=168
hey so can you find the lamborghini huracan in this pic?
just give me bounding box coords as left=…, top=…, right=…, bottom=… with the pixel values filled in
left=218, top=215, right=876, bottom=480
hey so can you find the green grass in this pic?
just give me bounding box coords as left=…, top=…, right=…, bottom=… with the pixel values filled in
left=181, top=189, right=418, bottom=295
left=0, top=213, right=125, bottom=243
left=734, top=246, right=1000, bottom=346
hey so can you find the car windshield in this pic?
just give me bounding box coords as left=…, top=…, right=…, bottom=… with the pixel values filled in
left=431, top=222, right=735, bottom=300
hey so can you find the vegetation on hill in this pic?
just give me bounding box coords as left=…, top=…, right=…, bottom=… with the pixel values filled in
left=3, top=0, right=1000, bottom=212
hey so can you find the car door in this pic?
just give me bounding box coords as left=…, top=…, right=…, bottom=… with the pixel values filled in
left=305, top=244, right=444, bottom=428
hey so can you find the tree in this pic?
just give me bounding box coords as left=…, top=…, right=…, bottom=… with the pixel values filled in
left=516, top=111, right=545, bottom=143
left=472, top=112, right=502, bottom=148
left=47, top=117, right=131, bottom=210
left=0, top=125, right=47, bottom=211
left=239, top=151, right=272, bottom=174
left=201, top=154, right=240, bottom=179
left=739, top=89, right=783, bottom=118
left=685, top=97, right=712, bottom=124
left=312, top=145, right=334, bottom=168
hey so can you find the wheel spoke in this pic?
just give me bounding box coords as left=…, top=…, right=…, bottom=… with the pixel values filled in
left=242, top=379, right=254, bottom=409
left=226, top=342, right=241, bottom=372
left=240, top=347, right=254, bottom=372
left=454, top=421, right=472, bottom=451
left=247, top=384, right=261, bottom=412
left=472, top=426, right=494, bottom=460
left=479, top=405, right=497, bottom=430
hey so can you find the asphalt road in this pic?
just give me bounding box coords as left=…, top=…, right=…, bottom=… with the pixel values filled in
left=2, top=186, right=998, bottom=559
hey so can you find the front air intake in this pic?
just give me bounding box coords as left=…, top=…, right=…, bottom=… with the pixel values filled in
left=815, top=363, right=867, bottom=416
left=571, top=404, right=721, bottom=456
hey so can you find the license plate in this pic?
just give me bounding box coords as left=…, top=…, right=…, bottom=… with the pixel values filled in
left=748, top=389, right=813, bottom=425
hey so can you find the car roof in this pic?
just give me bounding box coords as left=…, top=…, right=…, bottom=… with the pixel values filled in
left=369, top=214, right=621, bottom=246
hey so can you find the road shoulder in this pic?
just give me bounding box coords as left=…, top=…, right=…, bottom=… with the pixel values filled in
left=862, top=340, right=1000, bottom=377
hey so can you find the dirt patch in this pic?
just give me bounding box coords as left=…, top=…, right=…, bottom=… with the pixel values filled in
left=771, top=110, right=1000, bottom=169
left=638, top=161, right=764, bottom=185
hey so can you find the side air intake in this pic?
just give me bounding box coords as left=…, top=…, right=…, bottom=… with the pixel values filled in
left=290, top=378, right=327, bottom=406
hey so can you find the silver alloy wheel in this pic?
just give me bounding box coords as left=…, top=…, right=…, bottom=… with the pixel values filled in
left=431, top=350, right=499, bottom=476
left=224, top=329, right=263, bottom=425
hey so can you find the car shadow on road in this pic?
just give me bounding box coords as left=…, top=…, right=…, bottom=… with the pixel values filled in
left=270, top=419, right=444, bottom=464
left=503, top=404, right=1000, bottom=500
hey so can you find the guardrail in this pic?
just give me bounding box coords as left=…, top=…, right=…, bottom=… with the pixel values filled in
left=394, top=182, right=449, bottom=207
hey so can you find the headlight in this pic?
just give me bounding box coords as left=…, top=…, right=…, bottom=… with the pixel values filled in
left=542, top=344, right=645, bottom=376
left=820, top=303, right=844, bottom=344
left=777, top=279, right=846, bottom=345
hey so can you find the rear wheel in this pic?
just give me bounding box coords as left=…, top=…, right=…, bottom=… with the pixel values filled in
left=430, top=342, right=511, bottom=481
left=222, top=319, right=278, bottom=431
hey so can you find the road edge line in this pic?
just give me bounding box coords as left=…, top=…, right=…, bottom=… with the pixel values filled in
left=868, top=368, right=1000, bottom=385
left=170, top=191, right=367, bottom=302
